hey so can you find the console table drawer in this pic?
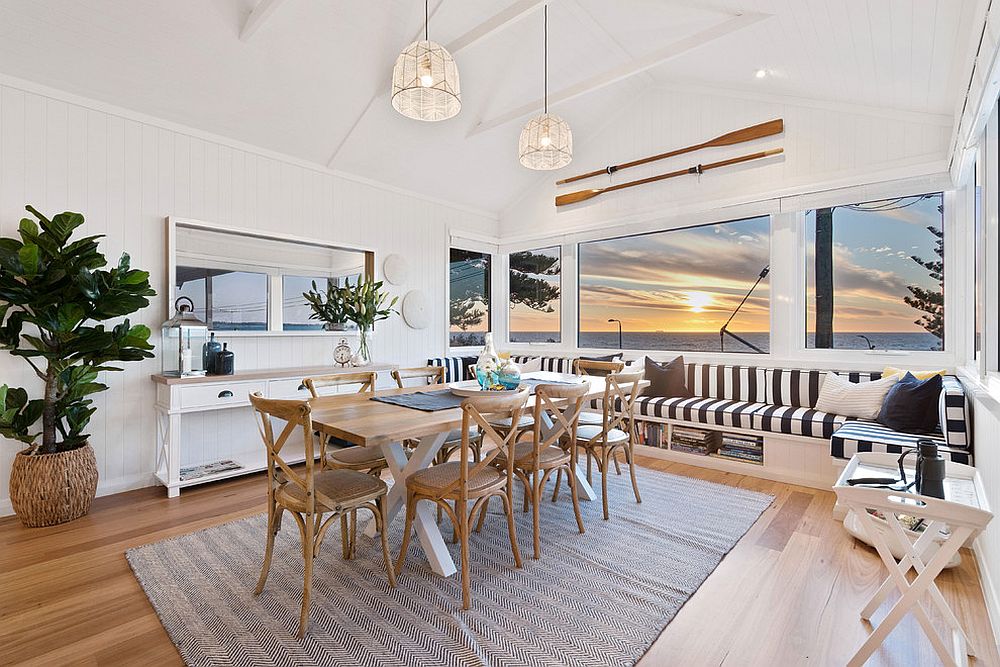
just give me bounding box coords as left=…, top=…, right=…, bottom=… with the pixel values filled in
left=178, top=381, right=266, bottom=409
left=268, top=378, right=313, bottom=398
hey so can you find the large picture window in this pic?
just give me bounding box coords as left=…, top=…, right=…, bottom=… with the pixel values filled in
left=805, top=192, right=945, bottom=351
left=509, top=246, right=561, bottom=343
left=578, top=217, right=770, bottom=352
left=449, top=248, right=491, bottom=347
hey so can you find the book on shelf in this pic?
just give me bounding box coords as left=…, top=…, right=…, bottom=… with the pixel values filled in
left=711, top=451, right=763, bottom=465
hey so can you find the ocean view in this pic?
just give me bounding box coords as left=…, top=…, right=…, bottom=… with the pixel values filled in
left=508, top=331, right=942, bottom=352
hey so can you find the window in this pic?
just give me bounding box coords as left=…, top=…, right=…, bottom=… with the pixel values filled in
left=577, top=217, right=770, bottom=352
left=805, top=192, right=945, bottom=351
left=175, top=267, right=269, bottom=330
left=449, top=248, right=491, bottom=346
left=509, top=246, right=561, bottom=343
left=975, top=156, right=983, bottom=359
left=282, top=274, right=361, bottom=331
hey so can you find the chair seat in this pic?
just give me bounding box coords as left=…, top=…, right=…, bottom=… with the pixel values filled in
left=444, top=427, right=479, bottom=443
left=577, top=411, right=604, bottom=426
left=326, top=445, right=387, bottom=468
left=575, top=424, right=629, bottom=445
left=407, top=461, right=505, bottom=497
left=488, top=414, right=535, bottom=429
left=494, top=441, right=569, bottom=469
left=276, top=469, right=387, bottom=513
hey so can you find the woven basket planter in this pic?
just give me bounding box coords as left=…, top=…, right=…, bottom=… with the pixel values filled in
left=9, top=443, right=99, bottom=528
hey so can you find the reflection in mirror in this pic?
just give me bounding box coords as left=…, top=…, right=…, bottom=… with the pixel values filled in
left=173, top=222, right=369, bottom=333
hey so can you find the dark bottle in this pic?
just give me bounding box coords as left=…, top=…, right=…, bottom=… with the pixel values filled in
left=916, top=440, right=946, bottom=499
left=202, top=332, right=222, bottom=374
left=216, top=342, right=235, bottom=376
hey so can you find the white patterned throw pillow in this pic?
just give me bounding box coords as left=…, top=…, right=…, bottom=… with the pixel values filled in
left=813, top=373, right=898, bottom=420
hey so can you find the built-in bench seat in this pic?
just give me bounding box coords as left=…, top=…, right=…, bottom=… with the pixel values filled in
left=428, top=355, right=975, bottom=476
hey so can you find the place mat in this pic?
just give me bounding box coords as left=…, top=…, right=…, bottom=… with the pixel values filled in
left=371, top=390, right=465, bottom=412
left=518, top=377, right=586, bottom=389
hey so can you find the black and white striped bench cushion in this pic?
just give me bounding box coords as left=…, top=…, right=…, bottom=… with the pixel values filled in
left=752, top=405, right=847, bottom=439
left=831, top=421, right=971, bottom=465
left=427, top=356, right=473, bottom=382
left=510, top=355, right=577, bottom=374
left=684, top=364, right=767, bottom=402
left=940, top=376, right=970, bottom=449
left=765, top=368, right=883, bottom=408
left=633, top=396, right=766, bottom=429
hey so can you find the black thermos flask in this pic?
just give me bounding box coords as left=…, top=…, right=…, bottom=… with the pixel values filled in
left=916, top=440, right=946, bottom=499
left=216, top=343, right=235, bottom=376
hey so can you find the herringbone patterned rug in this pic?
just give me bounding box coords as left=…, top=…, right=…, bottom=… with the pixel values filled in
left=127, top=467, right=772, bottom=666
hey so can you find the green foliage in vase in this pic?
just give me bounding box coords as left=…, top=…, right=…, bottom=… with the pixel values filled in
left=342, top=277, right=398, bottom=332
left=302, top=279, right=349, bottom=327
left=0, top=206, right=156, bottom=454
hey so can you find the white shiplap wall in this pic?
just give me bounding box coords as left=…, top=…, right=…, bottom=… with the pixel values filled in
left=0, top=81, right=497, bottom=513
left=969, top=387, right=1000, bottom=648
left=500, top=86, right=954, bottom=242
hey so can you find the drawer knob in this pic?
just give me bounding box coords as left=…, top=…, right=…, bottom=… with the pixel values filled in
left=297, top=383, right=307, bottom=391
left=218, top=390, right=234, bottom=398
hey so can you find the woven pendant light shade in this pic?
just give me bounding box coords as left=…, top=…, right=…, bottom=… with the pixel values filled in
left=391, top=40, right=461, bottom=122
left=519, top=113, right=572, bottom=170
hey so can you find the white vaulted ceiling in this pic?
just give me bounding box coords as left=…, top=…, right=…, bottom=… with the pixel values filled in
left=0, top=0, right=985, bottom=215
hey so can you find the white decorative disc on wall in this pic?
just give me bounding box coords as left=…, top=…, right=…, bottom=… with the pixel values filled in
left=401, top=290, right=430, bottom=330
left=382, top=254, right=409, bottom=285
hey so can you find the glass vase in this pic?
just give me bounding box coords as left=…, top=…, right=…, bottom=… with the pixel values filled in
left=352, top=329, right=372, bottom=366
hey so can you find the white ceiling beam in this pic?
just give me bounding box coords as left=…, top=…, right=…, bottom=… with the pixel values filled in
left=468, top=11, right=771, bottom=137
left=240, top=0, right=292, bottom=42
left=326, top=0, right=548, bottom=167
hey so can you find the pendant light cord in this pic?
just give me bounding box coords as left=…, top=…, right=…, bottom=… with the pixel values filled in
left=424, top=0, right=429, bottom=41
left=543, top=4, right=548, bottom=114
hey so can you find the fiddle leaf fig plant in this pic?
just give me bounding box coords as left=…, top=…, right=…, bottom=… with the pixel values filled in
left=0, top=206, right=156, bottom=454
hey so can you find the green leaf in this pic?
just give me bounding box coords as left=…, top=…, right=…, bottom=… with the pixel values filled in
left=43, top=212, right=85, bottom=245
left=18, top=217, right=39, bottom=241
left=18, top=244, right=39, bottom=275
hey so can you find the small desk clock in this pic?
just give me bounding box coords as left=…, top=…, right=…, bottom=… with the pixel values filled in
left=334, top=338, right=353, bottom=366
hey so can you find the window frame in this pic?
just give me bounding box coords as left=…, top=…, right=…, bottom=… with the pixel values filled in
left=507, top=245, right=563, bottom=346
left=573, top=215, right=773, bottom=355
left=447, top=240, right=498, bottom=352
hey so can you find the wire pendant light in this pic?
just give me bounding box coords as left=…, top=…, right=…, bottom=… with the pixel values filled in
left=391, top=0, right=461, bottom=122
left=519, top=5, right=572, bottom=170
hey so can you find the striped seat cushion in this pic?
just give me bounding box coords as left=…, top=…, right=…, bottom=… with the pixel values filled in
left=752, top=405, right=847, bottom=439
left=831, top=421, right=972, bottom=465
left=510, top=355, right=577, bottom=374
left=940, top=376, right=970, bottom=449
left=766, top=369, right=883, bottom=408
left=684, top=364, right=766, bottom=402
left=635, top=396, right=767, bottom=429
left=427, top=356, right=475, bottom=382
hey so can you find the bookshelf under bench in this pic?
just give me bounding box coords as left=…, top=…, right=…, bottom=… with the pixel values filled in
left=632, top=419, right=841, bottom=490
left=150, top=363, right=396, bottom=497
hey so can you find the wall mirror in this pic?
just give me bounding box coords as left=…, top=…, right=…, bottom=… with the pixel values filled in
left=167, top=218, right=373, bottom=334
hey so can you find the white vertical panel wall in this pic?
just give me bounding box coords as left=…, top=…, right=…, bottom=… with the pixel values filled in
left=969, top=390, right=1000, bottom=646
left=0, top=82, right=497, bottom=513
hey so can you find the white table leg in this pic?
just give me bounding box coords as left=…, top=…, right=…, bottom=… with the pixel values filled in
left=848, top=509, right=972, bottom=667
left=364, top=433, right=457, bottom=577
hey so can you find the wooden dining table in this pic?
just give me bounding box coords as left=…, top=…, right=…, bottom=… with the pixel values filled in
left=308, top=371, right=646, bottom=577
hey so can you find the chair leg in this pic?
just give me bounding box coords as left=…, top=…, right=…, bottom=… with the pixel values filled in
left=459, top=500, right=471, bottom=610
left=255, top=505, right=282, bottom=595
left=627, top=444, right=642, bottom=504
left=500, top=489, right=523, bottom=569
left=349, top=509, right=358, bottom=559
left=475, top=496, right=489, bottom=533
left=586, top=449, right=593, bottom=484
left=340, top=514, right=350, bottom=560
left=551, top=468, right=562, bottom=503
left=453, top=500, right=460, bottom=544
left=520, top=475, right=531, bottom=513
left=613, top=449, right=622, bottom=475
left=530, top=469, right=542, bottom=559
left=601, top=449, right=611, bottom=521
left=394, top=491, right=417, bottom=576
left=567, top=464, right=585, bottom=534
left=298, top=514, right=315, bottom=639
left=376, top=497, right=397, bottom=588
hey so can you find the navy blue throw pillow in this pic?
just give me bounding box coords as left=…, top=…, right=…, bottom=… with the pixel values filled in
left=645, top=355, right=691, bottom=398
left=877, top=372, right=942, bottom=433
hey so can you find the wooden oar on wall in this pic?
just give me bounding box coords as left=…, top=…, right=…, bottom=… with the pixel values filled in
left=555, top=119, right=784, bottom=186
left=554, top=148, right=783, bottom=207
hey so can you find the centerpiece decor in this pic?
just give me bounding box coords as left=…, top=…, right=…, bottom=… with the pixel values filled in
left=0, top=206, right=155, bottom=527
left=475, top=332, right=502, bottom=389
left=342, top=278, right=397, bottom=366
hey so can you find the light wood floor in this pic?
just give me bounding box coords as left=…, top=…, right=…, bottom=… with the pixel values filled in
left=1, top=455, right=997, bottom=666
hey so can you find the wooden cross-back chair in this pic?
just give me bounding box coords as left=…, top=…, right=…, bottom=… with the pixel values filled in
left=391, top=366, right=445, bottom=388
left=395, top=388, right=530, bottom=610
left=574, top=370, right=644, bottom=520
left=489, top=382, right=589, bottom=559
left=573, top=358, right=627, bottom=473
left=249, top=392, right=395, bottom=638
left=303, top=371, right=387, bottom=477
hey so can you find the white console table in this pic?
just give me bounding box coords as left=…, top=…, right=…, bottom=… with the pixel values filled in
left=151, top=363, right=396, bottom=497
